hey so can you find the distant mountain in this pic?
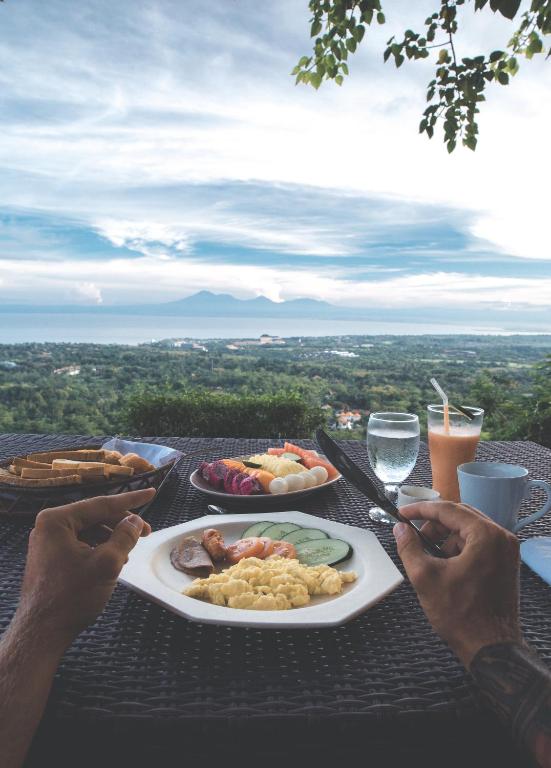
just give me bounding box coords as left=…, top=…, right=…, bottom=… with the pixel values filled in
left=0, top=291, right=351, bottom=319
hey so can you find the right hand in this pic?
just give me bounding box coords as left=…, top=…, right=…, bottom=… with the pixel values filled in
left=393, top=501, right=522, bottom=668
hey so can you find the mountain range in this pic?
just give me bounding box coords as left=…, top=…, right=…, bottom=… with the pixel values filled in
left=1, top=290, right=549, bottom=330
left=0, top=291, right=356, bottom=319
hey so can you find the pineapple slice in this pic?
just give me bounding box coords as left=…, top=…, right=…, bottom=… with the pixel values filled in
left=248, top=454, right=307, bottom=478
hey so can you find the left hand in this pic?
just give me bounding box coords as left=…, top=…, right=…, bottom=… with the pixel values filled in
left=14, top=489, right=155, bottom=652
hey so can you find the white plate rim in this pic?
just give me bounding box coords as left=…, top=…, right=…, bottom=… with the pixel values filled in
left=119, top=511, right=404, bottom=628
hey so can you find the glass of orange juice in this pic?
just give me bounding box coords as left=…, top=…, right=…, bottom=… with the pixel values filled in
left=427, top=404, right=484, bottom=502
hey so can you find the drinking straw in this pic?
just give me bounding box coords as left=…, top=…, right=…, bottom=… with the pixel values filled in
left=430, top=377, right=450, bottom=434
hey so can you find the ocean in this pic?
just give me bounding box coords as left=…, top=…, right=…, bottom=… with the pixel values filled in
left=1, top=313, right=549, bottom=344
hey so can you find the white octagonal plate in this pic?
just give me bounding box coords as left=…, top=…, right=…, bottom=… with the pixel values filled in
left=118, top=511, right=404, bottom=628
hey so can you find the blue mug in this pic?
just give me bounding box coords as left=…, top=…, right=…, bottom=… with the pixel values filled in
left=458, top=462, right=551, bottom=533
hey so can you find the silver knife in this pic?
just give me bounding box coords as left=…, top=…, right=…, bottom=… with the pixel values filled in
left=315, top=429, right=447, bottom=559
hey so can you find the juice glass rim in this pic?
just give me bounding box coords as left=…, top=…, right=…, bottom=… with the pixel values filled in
left=427, top=404, right=484, bottom=417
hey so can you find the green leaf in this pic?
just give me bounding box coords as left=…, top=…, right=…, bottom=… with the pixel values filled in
left=395, top=54, right=405, bottom=67
left=447, top=139, right=457, bottom=153
left=489, top=0, right=521, bottom=20
left=377, top=12, right=385, bottom=24
left=335, top=74, right=344, bottom=85
left=310, top=72, right=322, bottom=89
left=489, top=50, right=505, bottom=62
left=346, top=37, right=357, bottom=52
left=497, top=70, right=509, bottom=84
left=311, top=19, right=322, bottom=37
left=298, top=56, right=311, bottom=67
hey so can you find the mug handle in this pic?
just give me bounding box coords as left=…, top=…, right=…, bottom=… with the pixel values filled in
left=514, top=480, right=551, bottom=533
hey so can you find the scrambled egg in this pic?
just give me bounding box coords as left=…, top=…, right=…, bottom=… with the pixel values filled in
left=183, top=556, right=357, bottom=610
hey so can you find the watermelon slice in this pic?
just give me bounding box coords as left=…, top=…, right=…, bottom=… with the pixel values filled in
left=283, top=442, right=318, bottom=460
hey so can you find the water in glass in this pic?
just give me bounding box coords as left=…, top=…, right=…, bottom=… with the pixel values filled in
left=367, top=412, right=420, bottom=524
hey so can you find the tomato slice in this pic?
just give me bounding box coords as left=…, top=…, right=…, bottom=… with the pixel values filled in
left=226, top=537, right=265, bottom=563
left=258, top=537, right=275, bottom=559
left=270, top=541, right=297, bottom=559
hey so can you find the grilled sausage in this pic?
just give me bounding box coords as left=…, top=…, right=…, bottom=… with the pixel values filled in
left=201, top=528, right=227, bottom=562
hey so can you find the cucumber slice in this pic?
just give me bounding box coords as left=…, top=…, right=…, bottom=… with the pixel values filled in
left=241, top=521, right=274, bottom=538
left=295, top=538, right=352, bottom=567
left=260, top=522, right=301, bottom=540
left=281, top=452, right=301, bottom=462
left=243, top=460, right=262, bottom=468
left=282, top=527, right=329, bottom=545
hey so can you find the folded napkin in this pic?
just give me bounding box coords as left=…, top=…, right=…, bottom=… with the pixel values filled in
left=520, top=537, right=551, bottom=586
left=102, top=438, right=184, bottom=469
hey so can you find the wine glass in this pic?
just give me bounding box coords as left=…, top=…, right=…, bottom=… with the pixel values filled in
left=367, top=412, right=420, bottom=524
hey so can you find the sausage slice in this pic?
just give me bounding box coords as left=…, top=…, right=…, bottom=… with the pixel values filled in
left=170, top=536, right=214, bottom=577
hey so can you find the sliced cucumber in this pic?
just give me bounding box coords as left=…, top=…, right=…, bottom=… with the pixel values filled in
left=281, top=452, right=302, bottom=462
left=241, top=521, right=275, bottom=538
left=243, top=460, right=263, bottom=468
left=295, top=538, right=352, bottom=567
left=282, top=527, right=329, bottom=545
left=260, top=522, right=301, bottom=540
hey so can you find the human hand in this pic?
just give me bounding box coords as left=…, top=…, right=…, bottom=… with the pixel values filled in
left=14, top=488, right=155, bottom=654
left=393, top=501, right=522, bottom=668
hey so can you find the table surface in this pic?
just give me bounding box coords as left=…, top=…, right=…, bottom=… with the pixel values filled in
left=1, top=433, right=550, bottom=767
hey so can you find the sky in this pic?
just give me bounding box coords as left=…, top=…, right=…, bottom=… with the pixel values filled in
left=0, top=0, right=550, bottom=329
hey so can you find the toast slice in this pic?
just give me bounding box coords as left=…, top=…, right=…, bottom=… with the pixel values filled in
left=13, top=457, right=53, bottom=474
left=104, top=464, right=134, bottom=478
left=27, top=449, right=106, bottom=464
left=0, top=468, right=81, bottom=487
left=52, top=460, right=107, bottom=470
left=77, top=466, right=106, bottom=482
left=21, top=468, right=78, bottom=479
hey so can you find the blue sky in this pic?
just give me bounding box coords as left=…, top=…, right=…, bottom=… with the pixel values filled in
left=0, top=0, right=549, bottom=327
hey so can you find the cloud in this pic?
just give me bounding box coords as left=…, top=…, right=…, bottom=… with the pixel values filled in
left=74, top=282, right=103, bottom=304
left=0, top=0, right=549, bottom=320
left=2, top=256, right=550, bottom=316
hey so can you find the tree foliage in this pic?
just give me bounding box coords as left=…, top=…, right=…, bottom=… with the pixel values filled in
left=294, top=0, right=550, bottom=151
left=125, top=390, right=325, bottom=439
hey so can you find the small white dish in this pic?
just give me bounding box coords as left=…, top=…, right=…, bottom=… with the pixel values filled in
left=119, top=511, right=404, bottom=628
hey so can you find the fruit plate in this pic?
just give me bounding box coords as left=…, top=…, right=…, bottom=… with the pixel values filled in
left=189, top=462, right=342, bottom=505
left=118, top=511, right=404, bottom=628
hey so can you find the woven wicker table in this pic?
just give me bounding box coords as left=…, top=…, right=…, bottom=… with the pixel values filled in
left=1, top=434, right=550, bottom=768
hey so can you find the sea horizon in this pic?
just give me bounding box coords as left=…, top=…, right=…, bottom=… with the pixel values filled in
left=2, top=311, right=550, bottom=345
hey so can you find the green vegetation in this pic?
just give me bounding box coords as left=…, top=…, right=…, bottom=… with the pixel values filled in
left=0, top=336, right=549, bottom=445
left=126, top=390, right=324, bottom=438
left=295, top=0, right=551, bottom=152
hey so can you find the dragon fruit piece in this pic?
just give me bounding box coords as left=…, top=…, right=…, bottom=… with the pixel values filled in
left=231, top=471, right=250, bottom=495
left=224, top=468, right=240, bottom=493
left=238, top=475, right=263, bottom=495
left=200, top=460, right=228, bottom=490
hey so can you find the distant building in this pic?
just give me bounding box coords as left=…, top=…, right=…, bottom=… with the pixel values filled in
left=225, top=344, right=239, bottom=351
left=327, top=350, right=359, bottom=358
left=53, top=365, right=80, bottom=376
left=260, top=334, right=285, bottom=345
left=0, top=361, right=17, bottom=370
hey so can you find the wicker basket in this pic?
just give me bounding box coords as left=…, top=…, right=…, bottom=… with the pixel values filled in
left=0, top=444, right=178, bottom=516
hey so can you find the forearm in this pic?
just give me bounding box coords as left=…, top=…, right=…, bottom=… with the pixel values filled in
left=470, top=642, right=551, bottom=768
left=0, top=611, right=66, bottom=768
